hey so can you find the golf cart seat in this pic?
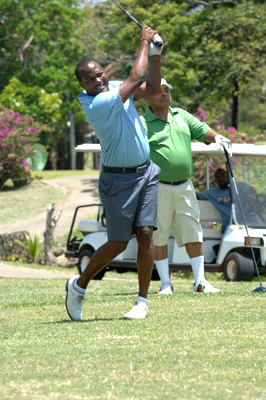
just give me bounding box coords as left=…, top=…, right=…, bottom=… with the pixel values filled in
left=198, top=200, right=223, bottom=239
left=77, top=204, right=107, bottom=236
left=78, top=220, right=107, bottom=235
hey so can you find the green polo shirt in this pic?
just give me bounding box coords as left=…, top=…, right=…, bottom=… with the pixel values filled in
left=140, top=106, right=210, bottom=181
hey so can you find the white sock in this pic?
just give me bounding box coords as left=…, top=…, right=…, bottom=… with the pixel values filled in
left=190, top=256, right=204, bottom=284
left=136, top=296, right=148, bottom=306
left=155, top=258, right=170, bottom=283
left=74, top=278, right=86, bottom=294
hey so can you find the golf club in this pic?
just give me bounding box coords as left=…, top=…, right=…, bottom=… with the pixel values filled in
left=223, top=145, right=266, bottom=293
left=110, top=0, right=163, bottom=47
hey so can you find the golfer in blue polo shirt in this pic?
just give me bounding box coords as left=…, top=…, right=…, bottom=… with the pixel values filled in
left=65, top=26, right=163, bottom=320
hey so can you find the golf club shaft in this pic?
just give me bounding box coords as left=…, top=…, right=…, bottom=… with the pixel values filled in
left=111, top=0, right=162, bottom=47
left=111, top=0, right=142, bottom=29
left=224, top=148, right=263, bottom=286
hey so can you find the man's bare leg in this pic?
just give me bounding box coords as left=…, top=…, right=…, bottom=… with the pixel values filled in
left=123, top=226, right=153, bottom=319
left=66, top=240, right=128, bottom=320
left=135, top=225, right=154, bottom=298
left=155, top=244, right=168, bottom=260
left=77, top=240, right=128, bottom=288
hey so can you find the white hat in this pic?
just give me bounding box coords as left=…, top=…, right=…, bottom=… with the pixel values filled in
left=161, top=78, right=172, bottom=89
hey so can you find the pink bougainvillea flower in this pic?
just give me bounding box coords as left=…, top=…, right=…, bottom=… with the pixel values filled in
left=21, top=158, right=33, bottom=168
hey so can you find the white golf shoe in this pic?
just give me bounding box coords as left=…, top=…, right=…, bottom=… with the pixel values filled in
left=193, top=279, right=220, bottom=293
left=159, top=281, right=174, bottom=294
left=65, top=276, right=85, bottom=320
left=123, top=300, right=148, bottom=319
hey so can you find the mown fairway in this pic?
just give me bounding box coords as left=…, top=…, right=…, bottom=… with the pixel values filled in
left=1, top=273, right=266, bottom=400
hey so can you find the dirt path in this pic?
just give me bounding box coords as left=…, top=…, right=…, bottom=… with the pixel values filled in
left=0, top=263, right=74, bottom=279
left=0, top=174, right=100, bottom=238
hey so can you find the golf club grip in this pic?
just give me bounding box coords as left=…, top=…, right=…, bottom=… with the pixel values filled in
left=223, top=147, right=234, bottom=177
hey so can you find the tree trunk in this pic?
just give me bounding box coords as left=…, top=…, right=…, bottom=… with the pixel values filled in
left=56, top=136, right=70, bottom=170
left=93, top=134, right=100, bottom=170
left=68, top=110, right=76, bottom=170
left=232, top=78, right=238, bottom=129
left=44, top=203, right=62, bottom=265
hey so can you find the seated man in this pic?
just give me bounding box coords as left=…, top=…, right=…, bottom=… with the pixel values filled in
left=197, top=168, right=260, bottom=232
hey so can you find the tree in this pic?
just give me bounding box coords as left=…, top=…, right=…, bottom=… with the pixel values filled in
left=0, top=0, right=90, bottom=168
left=99, top=0, right=266, bottom=130
left=0, top=77, right=61, bottom=125
left=166, top=0, right=266, bottom=128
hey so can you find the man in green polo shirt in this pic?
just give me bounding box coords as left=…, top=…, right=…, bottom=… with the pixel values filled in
left=140, top=78, right=232, bottom=293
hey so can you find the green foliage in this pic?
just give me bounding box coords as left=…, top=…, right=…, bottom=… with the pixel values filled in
left=165, top=1, right=266, bottom=125
left=15, top=231, right=43, bottom=263
left=1, top=0, right=266, bottom=165
left=0, top=0, right=85, bottom=91
left=6, top=255, right=27, bottom=263
left=0, top=77, right=62, bottom=125
left=0, top=0, right=89, bottom=160
left=103, top=0, right=266, bottom=129
left=238, top=67, right=266, bottom=133
left=0, top=106, right=42, bottom=188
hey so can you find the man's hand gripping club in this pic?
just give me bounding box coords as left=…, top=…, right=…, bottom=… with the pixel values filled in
left=140, top=26, right=163, bottom=56
left=215, top=134, right=232, bottom=157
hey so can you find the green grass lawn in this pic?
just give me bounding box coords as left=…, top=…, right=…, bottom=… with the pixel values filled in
left=31, top=168, right=98, bottom=180
left=0, top=169, right=99, bottom=226
left=1, top=274, right=266, bottom=400
left=0, top=181, right=66, bottom=226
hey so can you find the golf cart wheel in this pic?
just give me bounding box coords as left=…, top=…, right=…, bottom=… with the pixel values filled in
left=78, top=248, right=106, bottom=280
left=224, top=252, right=254, bottom=282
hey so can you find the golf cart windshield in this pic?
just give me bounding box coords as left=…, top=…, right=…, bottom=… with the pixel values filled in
left=230, top=156, right=266, bottom=228
left=191, top=142, right=266, bottom=229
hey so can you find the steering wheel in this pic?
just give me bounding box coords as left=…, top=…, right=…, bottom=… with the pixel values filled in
left=254, top=194, right=266, bottom=214
left=242, top=194, right=266, bottom=218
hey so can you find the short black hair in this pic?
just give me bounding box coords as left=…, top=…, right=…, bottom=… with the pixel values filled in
left=75, top=58, right=102, bottom=81
left=214, top=168, right=227, bottom=178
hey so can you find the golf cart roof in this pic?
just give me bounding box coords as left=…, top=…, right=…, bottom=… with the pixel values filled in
left=75, top=142, right=266, bottom=159
left=191, top=142, right=266, bottom=158
left=75, top=143, right=101, bottom=153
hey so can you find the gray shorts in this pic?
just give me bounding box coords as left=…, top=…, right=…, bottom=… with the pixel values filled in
left=98, top=160, right=161, bottom=241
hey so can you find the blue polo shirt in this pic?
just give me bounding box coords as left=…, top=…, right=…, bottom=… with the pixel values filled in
left=198, top=183, right=260, bottom=231
left=78, top=81, right=150, bottom=167
left=197, top=187, right=231, bottom=232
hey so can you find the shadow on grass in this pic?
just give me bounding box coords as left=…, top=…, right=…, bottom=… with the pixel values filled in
left=43, top=317, right=125, bottom=324
left=98, top=291, right=142, bottom=297
left=97, top=290, right=191, bottom=296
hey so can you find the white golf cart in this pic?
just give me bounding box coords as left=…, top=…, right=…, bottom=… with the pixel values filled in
left=65, top=142, right=266, bottom=282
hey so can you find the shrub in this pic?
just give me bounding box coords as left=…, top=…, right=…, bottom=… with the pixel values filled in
left=15, top=231, right=43, bottom=264
left=0, top=106, right=41, bottom=189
